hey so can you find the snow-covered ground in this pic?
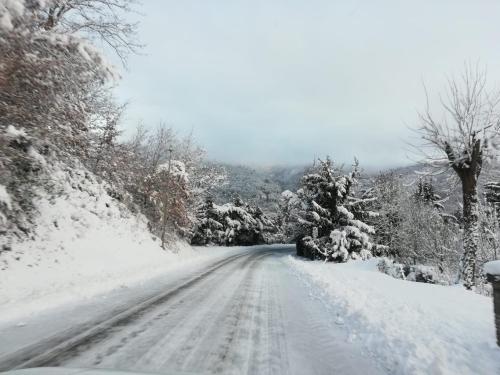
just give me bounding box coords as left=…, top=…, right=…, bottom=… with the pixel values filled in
left=1, top=246, right=385, bottom=375
left=0, top=161, right=242, bottom=325
left=0, top=237, right=241, bottom=326
left=288, top=256, right=500, bottom=375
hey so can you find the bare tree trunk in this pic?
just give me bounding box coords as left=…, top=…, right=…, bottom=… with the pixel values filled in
left=160, top=148, right=173, bottom=249
left=445, top=137, right=482, bottom=289
left=161, top=197, right=168, bottom=249
left=461, top=171, right=480, bottom=289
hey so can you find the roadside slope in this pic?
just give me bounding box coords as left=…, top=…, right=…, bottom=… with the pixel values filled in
left=0, top=160, right=230, bottom=324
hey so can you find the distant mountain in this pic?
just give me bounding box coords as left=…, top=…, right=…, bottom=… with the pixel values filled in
left=210, top=163, right=307, bottom=216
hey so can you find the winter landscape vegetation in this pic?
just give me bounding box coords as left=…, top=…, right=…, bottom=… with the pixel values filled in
left=1, top=1, right=500, bottom=374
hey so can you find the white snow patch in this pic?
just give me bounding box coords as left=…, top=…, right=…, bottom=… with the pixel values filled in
left=337, top=205, right=354, bottom=220
left=287, top=256, right=500, bottom=375
left=27, top=146, right=46, bottom=165
left=5, top=125, right=27, bottom=139
left=0, top=184, right=12, bottom=210
left=0, top=0, right=25, bottom=31
left=484, top=260, right=500, bottom=276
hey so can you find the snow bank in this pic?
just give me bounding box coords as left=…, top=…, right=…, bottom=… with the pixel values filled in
left=0, top=161, right=225, bottom=324
left=377, top=257, right=441, bottom=284
left=288, top=256, right=500, bottom=375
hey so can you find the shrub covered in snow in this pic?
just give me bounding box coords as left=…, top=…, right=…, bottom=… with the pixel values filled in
left=377, top=258, right=442, bottom=284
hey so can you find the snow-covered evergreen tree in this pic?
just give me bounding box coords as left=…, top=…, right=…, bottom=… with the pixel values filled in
left=278, top=190, right=304, bottom=243
left=369, top=172, right=403, bottom=257
left=191, top=196, right=276, bottom=246
left=413, top=178, right=445, bottom=210
left=294, top=157, right=376, bottom=262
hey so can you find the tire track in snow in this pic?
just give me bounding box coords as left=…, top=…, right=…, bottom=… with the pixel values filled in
left=2, top=246, right=385, bottom=375
left=0, top=249, right=262, bottom=371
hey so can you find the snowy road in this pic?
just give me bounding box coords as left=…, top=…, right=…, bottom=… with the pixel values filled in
left=0, top=245, right=384, bottom=375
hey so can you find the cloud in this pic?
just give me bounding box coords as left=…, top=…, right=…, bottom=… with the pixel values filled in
left=116, top=0, right=500, bottom=167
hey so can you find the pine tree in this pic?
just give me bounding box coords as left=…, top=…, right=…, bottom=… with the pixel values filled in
left=191, top=196, right=276, bottom=246
left=295, top=157, right=376, bottom=262
left=191, top=198, right=225, bottom=245
left=414, top=178, right=443, bottom=210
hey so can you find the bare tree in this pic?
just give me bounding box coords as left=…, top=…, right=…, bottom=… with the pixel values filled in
left=37, top=0, right=142, bottom=64
left=416, top=65, right=500, bottom=289
left=90, top=93, right=125, bottom=174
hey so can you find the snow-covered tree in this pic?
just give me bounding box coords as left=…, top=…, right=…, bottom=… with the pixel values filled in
left=413, top=178, right=444, bottom=210
left=294, top=157, right=376, bottom=262
left=278, top=189, right=304, bottom=243
left=478, top=182, right=500, bottom=266
left=116, top=125, right=226, bottom=243
left=415, top=65, right=500, bottom=289
left=397, top=192, right=461, bottom=276
left=191, top=196, right=276, bottom=246
left=36, top=0, right=141, bottom=64
left=369, top=172, right=404, bottom=257
left=145, top=160, right=190, bottom=248
left=370, top=172, right=462, bottom=281
left=485, top=181, right=500, bottom=222
left=175, top=132, right=227, bottom=228
left=0, top=1, right=137, bottom=241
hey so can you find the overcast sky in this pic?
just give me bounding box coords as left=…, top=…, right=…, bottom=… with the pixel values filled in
left=115, top=0, right=500, bottom=167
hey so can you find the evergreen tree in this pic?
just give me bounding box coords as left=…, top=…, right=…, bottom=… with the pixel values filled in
left=414, top=178, right=443, bottom=210
left=294, top=157, right=376, bottom=262
left=191, top=196, right=276, bottom=246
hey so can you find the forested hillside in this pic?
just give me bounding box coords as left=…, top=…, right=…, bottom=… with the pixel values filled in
left=210, top=163, right=306, bottom=217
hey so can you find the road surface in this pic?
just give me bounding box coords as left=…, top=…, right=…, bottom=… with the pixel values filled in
left=0, top=245, right=384, bottom=375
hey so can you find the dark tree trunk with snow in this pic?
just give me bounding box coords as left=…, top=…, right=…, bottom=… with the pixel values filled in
left=461, top=175, right=480, bottom=289
left=447, top=138, right=482, bottom=289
